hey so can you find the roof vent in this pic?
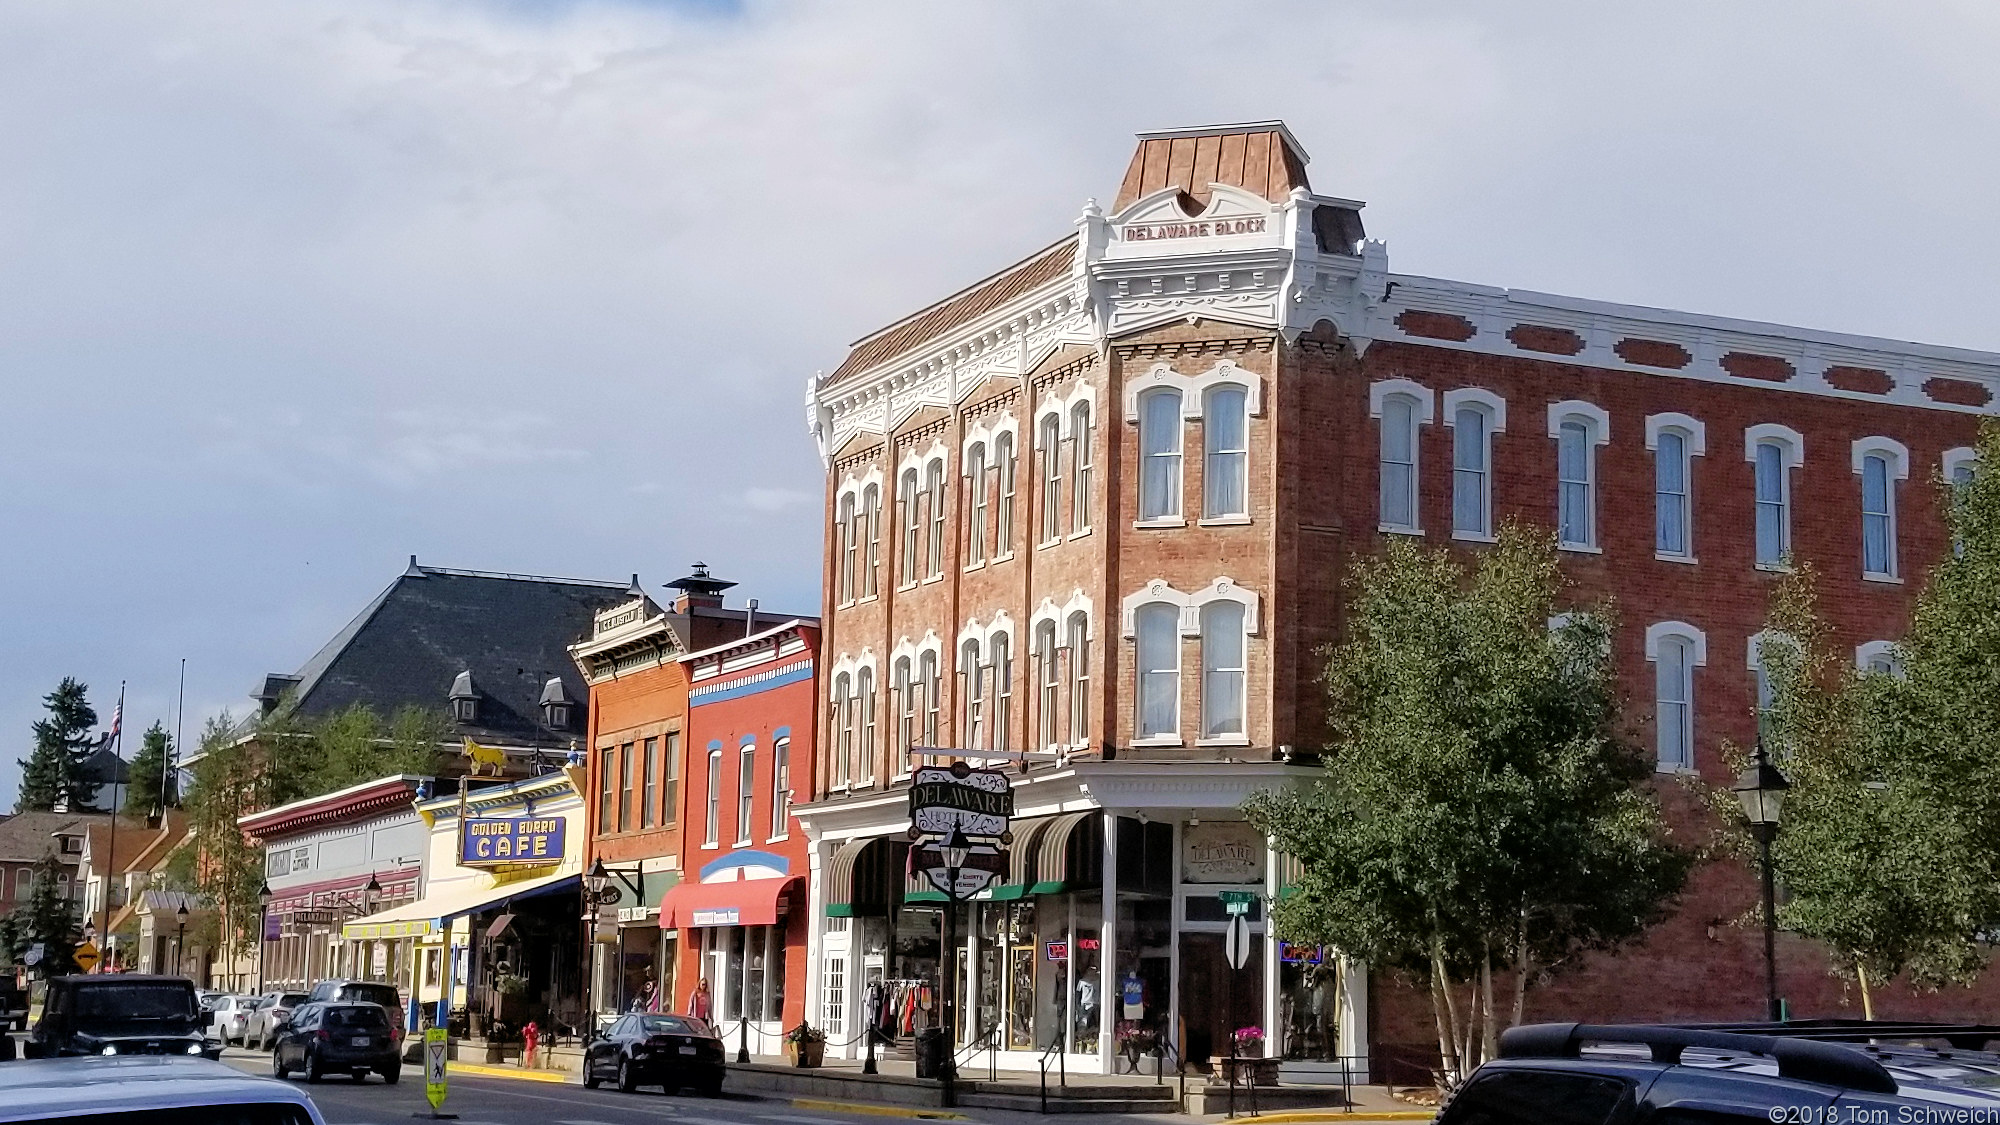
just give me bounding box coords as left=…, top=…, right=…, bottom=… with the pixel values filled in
left=666, top=562, right=737, bottom=612
left=405, top=554, right=424, bottom=577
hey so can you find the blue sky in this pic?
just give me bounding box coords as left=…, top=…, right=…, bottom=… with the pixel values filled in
left=4, top=0, right=2000, bottom=792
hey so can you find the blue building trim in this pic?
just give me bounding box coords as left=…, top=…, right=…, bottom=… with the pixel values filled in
left=690, top=660, right=813, bottom=707
left=699, top=849, right=792, bottom=881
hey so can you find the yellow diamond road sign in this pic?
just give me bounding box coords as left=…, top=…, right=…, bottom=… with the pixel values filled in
left=72, top=943, right=99, bottom=973
left=424, top=1027, right=448, bottom=1111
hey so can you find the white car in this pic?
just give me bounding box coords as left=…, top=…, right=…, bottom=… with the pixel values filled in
left=209, top=995, right=256, bottom=1046
left=0, top=1055, right=325, bottom=1124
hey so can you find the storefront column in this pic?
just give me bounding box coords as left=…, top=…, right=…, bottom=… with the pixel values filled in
left=1262, top=837, right=1280, bottom=1051
left=1338, top=955, right=1368, bottom=1073
left=1097, top=808, right=1117, bottom=1076
left=804, top=841, right=825, bottom=1035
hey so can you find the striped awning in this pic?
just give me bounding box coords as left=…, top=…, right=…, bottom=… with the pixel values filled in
left=1029, top=811, right=1095, bottom=895
left=987, top=817, right=1055, bottom=901
left=826, top=837, right=906, bottom=917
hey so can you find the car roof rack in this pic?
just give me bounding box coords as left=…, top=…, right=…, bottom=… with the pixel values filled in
left=1499, top=1023, right=1898, bottom=1094
left=1679, top=1021, right=2000, bottom=1052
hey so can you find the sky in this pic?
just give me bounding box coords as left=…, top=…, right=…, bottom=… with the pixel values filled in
left=5, top=0, right=2000, bottom=795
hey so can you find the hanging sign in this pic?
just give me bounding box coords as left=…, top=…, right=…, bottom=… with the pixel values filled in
left=907, top=764, right=1014, bottom=838
left=1045, top=941, right=1069, bottom=962
left=1279, top=941, right=1326, bottom=965
left=1182, top=821, right=1264, bottom=884
left=915, top=843, right=1007, bottom=900
left=459, top=817, right=566, bottom=867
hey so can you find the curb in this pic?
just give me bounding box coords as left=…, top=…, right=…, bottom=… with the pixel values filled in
left=790, top=1097, right=968, bottom=1120
left=1229, top=1115, right=1433, bottom=1123
left=447, top=1060, right=571, bottom=1084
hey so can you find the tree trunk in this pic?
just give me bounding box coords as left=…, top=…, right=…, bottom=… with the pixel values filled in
left=1428, top=953, right=1457, bottom=1088
left=1431, top=936, right=1463, bottom=1086
left=1480, top=939, right=1497, bottom=1067
left=1855, top=959, right=1874, bottom=1021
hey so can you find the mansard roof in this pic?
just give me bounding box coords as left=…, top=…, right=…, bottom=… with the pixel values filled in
left=1113, top=121, right=1311, bottom=211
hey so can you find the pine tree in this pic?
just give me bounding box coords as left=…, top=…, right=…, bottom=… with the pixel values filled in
left=17, top=854, right=81, bottom=977
left=125, top=722, right=176, bottom=818
left=18, top=678, right=97, bottom=813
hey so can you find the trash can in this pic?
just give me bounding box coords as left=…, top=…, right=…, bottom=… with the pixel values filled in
left=914, top=1028, right=946, bottom=1079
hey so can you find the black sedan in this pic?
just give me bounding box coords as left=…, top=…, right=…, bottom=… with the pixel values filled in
left=583, top=1013, right=725, bottom=1095
left=272, top=1001, right=403, bottom=1084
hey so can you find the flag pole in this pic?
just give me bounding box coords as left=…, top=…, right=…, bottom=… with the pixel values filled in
left=98, top=682, right=125, bottom=971
left=167, top=659, right=184, bottom=816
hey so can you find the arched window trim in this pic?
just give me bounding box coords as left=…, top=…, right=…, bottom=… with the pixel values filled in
left=1119, top=577, right=1262, bottom=639
left=1942, top=446, right=1979, bottom=483
left=1547, top=401, right=1609, bottom=552
left=1136, top=386, right=1185, bottom=526
left=1201, top=383, right=1252, bottom=523
left=889, top=632, right=944, bottom=778
left=963, top=441, right=989, bottom=569
left=1746, top=425, right=1803, bottom=570
left=1036, top=413, right=1064, bottom=547
left=1070, top=400, right=1095, bottom=537
left=1853, top=437, right=1908, bottom=582
left=1197, top=600, right=1250, bottom=746
left=1855, top=640, right=1904, bottom=677
left=1645, top=414, right=1704, bottom=563
left=1123, top=359, right=1263, bottom=422
left=1132, top=601, right=1182, bottom=746
left=1645, top=623, right=1704, bottom=774
left=1443, top=388, right=1505, bottom=542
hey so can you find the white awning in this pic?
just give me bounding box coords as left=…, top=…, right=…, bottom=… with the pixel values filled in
left=342, top=869, right=578, bottom=940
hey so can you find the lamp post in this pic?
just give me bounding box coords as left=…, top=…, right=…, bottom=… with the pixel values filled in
left=255, top=882, right=272, bottom=995
left=584, top=858, right=609, bottom=1043
left=1733, top=739, right=1790, bottom=1023
left=936, top=827, right=972, bottom=1105
left=174, top=903, right=189, bottom=979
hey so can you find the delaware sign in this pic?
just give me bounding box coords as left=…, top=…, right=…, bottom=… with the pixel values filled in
left=459, top=817, right=566, bottom=867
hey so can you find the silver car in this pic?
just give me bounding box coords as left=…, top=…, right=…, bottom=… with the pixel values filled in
left=248, top=992, right=310, bottom=1051
left=209, top=995, right=257, bottom=1047
left=0, top=1055, right=325, bottom=1124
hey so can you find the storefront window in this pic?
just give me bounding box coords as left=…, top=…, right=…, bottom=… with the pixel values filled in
left=1278, top=945, right=1340, bottom=1061
left=743, top=928, right=766, bottom=1021
left=1069, top=898, right=1100, bottom=1054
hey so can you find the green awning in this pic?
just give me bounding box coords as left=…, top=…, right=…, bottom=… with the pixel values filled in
left=985, top=817, right=1056, bottom=900
left=1028, top=811, right=1094, bottom=895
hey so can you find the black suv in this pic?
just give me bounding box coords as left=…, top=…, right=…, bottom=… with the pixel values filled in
left=307, top=978, right=402, bottom=1014
left=25, top=974, right=220, bottom=1059
left=1439, top=1022, right=2000, bottom=1124
left=272, top=1001, right=403, bottom=1083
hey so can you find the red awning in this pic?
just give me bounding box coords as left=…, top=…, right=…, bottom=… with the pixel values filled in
left=658, top=876, right=800, bottom=929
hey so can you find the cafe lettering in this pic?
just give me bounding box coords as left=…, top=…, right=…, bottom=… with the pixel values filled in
left=459, top=817, right=566, bottom=867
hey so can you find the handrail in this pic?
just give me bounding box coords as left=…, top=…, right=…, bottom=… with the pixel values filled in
left=953, top=1024, right=1000, bottom=1082
left=1153, top=1037, right=1188, bottom=1109
left=1037, top=1034, right=1067, bottom=1114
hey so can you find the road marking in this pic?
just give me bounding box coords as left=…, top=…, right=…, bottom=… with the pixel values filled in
left=557, top=1119, right=628, bottom=1125
left=758, top=1116, right=847, bottom=1124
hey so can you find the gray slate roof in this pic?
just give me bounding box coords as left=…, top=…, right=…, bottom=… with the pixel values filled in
left=255, top=562, right=632, bottom=750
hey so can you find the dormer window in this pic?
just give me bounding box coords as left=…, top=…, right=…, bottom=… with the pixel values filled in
left=449, top=670, right=480, bottom=724
left=539, top=677, right=574, bottom=731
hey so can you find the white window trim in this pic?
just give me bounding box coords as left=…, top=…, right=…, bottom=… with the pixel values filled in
left=1369, top=378, right=1437, bottom=424
left=1196, top=599, right=1252, bottom=746
left=1120, top=576, right=1262, bottom=639
left=827, top=650, right=879, bottom=686
left=1943, top=446, right=1978, bottom=482
left=1444, top=388, right=1504, bottom=541
left=1038, top=382, right=1101, bottom=439
left=1852, top=436, right=1907, bottom=582
left=1643, top=413, right=1707, bottom=457
left=1201, top=382, right=1253, bottom=522
left=1548, top=401, right=1609, bottom=550
left=1849, top=436, right=1910, bottom=480
left=889, top=632, right=943, bottom=779
left=1747, top=629, right=1797, bottom=672
left=960, top=414, right=1019, bottom=466
left=1030, top=590, right=1095, bottom=639
left=1644, top=621, right=1710, bottom=667
left=1743, top=423, right=1805, bottom=468
left=1124, top=359, right=1264, bottom=422
left=1645, top=413, right=1704, bottom=562
left=1855, top=639, right=1902, bottom=675
left=1372, top=380, right=1434, bottom=534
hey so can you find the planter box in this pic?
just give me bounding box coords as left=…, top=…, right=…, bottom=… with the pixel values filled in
left=1221, top=1057, right=1281, bottom=1087
left=787, top=1040, right=825, bottom=1068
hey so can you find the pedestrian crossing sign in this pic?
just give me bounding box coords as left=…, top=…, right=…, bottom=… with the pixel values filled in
left=424, top=1027, right=448, bottom=1111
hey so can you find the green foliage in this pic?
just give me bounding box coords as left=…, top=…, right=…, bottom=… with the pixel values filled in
left=13, top=855, right=82, bottom=976
left=166, top=715, right=266, bottom=960
left=17, top=678, right=100, bottom=813
left=125, top=722, right=177, bottom=818
left=1736, top=421, right=2000, bottom=1012
left=1248, top=526, right=1689, bottom=1083
left=306, top=704, right=448, bottom=795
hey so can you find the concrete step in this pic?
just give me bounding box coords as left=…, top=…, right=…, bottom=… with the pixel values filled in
left=955, top=1090, right=1180, bottom=1114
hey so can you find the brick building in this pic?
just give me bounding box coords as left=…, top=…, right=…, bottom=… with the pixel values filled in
left=571, top=566, right=806, bottom=1025
left=796, top=121, right=1997, bottom=1078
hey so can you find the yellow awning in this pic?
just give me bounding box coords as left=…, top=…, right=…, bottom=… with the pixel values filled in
left=343, top=867, right=576, bottom=940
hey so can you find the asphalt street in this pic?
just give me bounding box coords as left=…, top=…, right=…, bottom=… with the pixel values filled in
left=217, top=1047, right=926, bottom=1125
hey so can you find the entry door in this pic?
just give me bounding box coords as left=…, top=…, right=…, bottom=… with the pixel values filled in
left=1177, top=932, right=1263, bottom=1069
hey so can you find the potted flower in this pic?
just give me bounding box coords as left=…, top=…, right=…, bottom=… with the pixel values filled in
left=1232, top=1026, right=1266, bottom=1059
left=1116, top=1021, right=1155, bottom=1068
left=785, top=1022, right=826, bottom=1068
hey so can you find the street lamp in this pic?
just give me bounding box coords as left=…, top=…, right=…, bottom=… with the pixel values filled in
left=174, top=903, right=189, bottom=979
left=255, top=882, right=273, bottom=996
left=362, top=874, right=382, bottom=913
left=936, top=826, right=973, bottom=1101
left=1733, top=738, right=1790, bottom=1022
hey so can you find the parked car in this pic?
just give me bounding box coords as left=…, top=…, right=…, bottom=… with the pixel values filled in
left=24, top=975, right=219, bottom=1060
left=210, top=995, right=258, bottom=1046
left=0, top=1056, right=326, bottom=1124
left=271, top=1002, right=402, bottom=1084
left=304, top=979, right=401, bottom=1018
left=196, top=990, right=228, bottom=1015
left=1439, top=1022, right=2000, bottom=1125
left=581, top=1012, right=724, bottom=1095
left=249, top=992, right=311, bottom=1051
left=0, top=978, right=27, bottom=1032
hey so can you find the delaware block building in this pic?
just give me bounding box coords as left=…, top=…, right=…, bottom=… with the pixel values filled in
left=798, top=121, right=1996, bottom=1078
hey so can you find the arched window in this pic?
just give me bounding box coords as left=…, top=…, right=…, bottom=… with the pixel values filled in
left=1856, top=640, right=1902, bottom=678
left=861, top=484, right=881, bottom=596
left=1066, top=611, right=1090, bottom=747
left=1070, top=402, right=1094, bottom=534
left=960, top=640, right=983, bottom=750
left=1747, top=426, right=1803, bottom=568
left=919, top=650, right=940, bottom=747
left=1655, top=430, right=1691, bottom=558
left=830, top=672, right=852, bottom=789
left=837, top=493, right=857, bottom=604
left=899, top=468, right=921, bottom=587
left=1450, top=403, right=1493, bottom=538
left=770, top=736, right=791, bottom=838
left=991, top=634, right=1012, bottom=754
left=893, top=657, right=914, bottom=768
left=1557, top=422, right=1593, bottom=547
left=966, top=444, right=988, bottom=566
left=1654, top=635, right=1694, bottom=771
left=1200, top=601, right=1246, bottom=739
left=1039, top=414, right=1063, bottom=544
left=994, top=431, right=1016, bottom=556
left=1946, top=447, right=1978, bottom=556
left=925, top=459, right=946, bottom=578
left=1138, top=389, right=1183, bottom=521
left=1035, top=621, right=1058, bottom=749
left=1852, top=439, right=1907, bottom=581
left=856, top=667, right=875, bottom=784
left=1378, top=394, right=1419, bottom=531
left=1136, top=603, right=1180, bottom=740
left=1204, top=385, right=1248, bottom=519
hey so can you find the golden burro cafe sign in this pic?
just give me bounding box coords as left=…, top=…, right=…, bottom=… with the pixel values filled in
left=459, top=817, right=567, bottom=868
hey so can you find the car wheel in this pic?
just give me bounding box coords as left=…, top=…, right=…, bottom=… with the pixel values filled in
left=583, top=1056, right=602, bottom=1089
left=272, top=1049, right=289, bottom=1080
left=381, top=1063, right=401, bottom=1085
left=304, top=1048, right=323, bottom=1084
left=617, top=1059, right=637, bottom=1093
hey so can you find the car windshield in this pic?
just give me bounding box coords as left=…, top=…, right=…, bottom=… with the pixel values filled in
left=638, top=1015, right=700, bottom=1036
left=338, top=984, right=398, bottom=1008
left=325, top=1006, right=388, bottom=1029
left=76, top=983, right=194, bottom=1020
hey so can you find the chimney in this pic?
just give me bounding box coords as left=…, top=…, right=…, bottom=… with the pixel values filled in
left=665, top=562, right=737, bottom=613
left=745, top=598, right=759, bottom=638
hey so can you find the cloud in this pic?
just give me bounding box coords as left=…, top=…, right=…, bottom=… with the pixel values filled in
left=5, top=0, right=2000, bottom=799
